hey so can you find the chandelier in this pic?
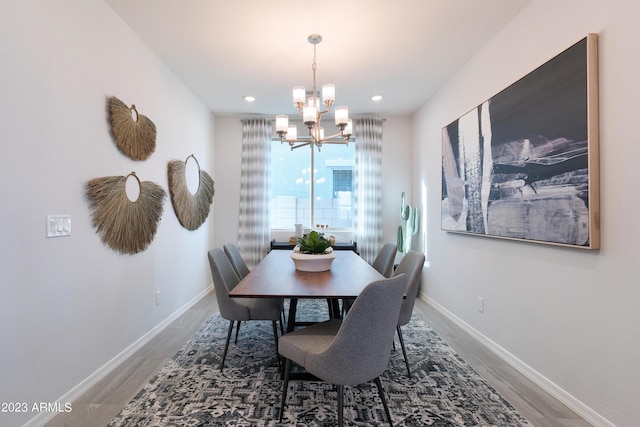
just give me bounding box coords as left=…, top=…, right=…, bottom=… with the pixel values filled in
left=275, top=34, right=352, bottom=151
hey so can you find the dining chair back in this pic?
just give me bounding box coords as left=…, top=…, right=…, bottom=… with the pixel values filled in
left=342, top=242, right=397, bottom=315
left=278, top=273, right=408, bottom=426
left=371, top=243, right=398, bottom=278
left=207, top=248, right=282, bottom=371
left=224, top=242, right=287, bottom=326
left=392, top=250, right=426, bottom=377
left=223, top=243, right=251, bottom=279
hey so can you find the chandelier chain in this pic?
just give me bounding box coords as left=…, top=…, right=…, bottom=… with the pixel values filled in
left=312, top=40, right=317, bottom=103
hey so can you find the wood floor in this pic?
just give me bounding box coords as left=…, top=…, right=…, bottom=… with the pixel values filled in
left=46, top=291, right=591, bottom=427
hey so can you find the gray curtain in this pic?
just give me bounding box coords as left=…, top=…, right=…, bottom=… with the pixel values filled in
left=237, top=118, right=272, bottom=268
left=354, top=117, right=384, bottom=264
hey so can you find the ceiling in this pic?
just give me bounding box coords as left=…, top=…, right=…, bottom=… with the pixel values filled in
left=106, top=0, right=530, bottom=117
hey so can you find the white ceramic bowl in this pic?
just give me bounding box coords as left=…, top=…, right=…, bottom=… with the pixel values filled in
left=290, top=251, right=336, bottom=272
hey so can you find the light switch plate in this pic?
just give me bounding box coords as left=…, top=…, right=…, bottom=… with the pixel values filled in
left=47, top=215, right=71, bottom=237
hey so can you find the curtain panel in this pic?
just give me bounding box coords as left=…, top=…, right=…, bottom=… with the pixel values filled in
left=354, top=117, right=384, bottom=264
left=237, top=118, right=272, bottom=268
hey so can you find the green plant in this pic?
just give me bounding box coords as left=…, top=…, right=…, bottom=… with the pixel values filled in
left=297, top=231, right=332, bottom=254
left=397, top=191, right=419, bottom=253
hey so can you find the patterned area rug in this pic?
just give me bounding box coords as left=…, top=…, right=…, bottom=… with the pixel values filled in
left=109, top=300, right=531, bottom=426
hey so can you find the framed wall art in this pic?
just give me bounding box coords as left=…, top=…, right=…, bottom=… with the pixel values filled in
left=441, top=34, right=599, bottom=249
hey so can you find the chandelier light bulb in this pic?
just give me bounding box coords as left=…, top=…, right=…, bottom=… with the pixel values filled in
left=276, top=115, right=289, bottom=133
left=286, top=125, right=298, bottom=141
left=303, top=105, right=317, bottom=125
left=343, top=120, right=353, bottom=136
left=307, top=96, right=320, bottom=109
left=335, top=106, right=349, bottom=126
left=293, top=86, right=306, bottom=105
left=322, top=84, right=335, bottom=104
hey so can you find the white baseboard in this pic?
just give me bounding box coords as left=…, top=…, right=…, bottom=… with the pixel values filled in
left=24, top=285, right=214, bottom=427
left=419, top=293, right=613, bottom=427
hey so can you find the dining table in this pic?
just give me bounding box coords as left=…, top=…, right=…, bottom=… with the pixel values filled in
left=229, top=249, right=385, bottom=332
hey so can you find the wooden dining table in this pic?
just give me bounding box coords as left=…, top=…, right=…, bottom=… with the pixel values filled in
left=229, top=249, right=384, bottom=332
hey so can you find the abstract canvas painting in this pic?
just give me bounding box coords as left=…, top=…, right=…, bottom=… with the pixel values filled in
left=441, top=34, right=599, bottom=249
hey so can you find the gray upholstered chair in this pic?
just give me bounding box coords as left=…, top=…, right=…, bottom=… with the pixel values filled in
left=278, top=274, right=408, bottom=427
left=393, top=250, right=426, bottom=378
left=342, top=242, right=398, bottom=315
left=224, top=242, right=287, bottom=328
left=372, top=242, right=398, bottom=278
left=207, top=248, right=283, bottom=371
left=223, top=243, right=251, bottom=279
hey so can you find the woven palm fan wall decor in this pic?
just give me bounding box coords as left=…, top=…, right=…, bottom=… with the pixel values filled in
left=168, top=154, right=215, bottom=230
left=86, top=172, right=166, bottom=254
left=108, top=96, right=157, bottom=161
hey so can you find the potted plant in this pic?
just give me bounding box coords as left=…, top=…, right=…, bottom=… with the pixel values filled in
left=291, top=231, right=336, bottom=272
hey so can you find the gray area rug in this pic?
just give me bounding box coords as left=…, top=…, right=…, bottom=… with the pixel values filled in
left=109, top=299, right=531, bottom=426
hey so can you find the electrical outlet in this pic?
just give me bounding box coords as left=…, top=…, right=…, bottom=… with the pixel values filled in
left=46, top=215, right=71, bottom=237
left=476, top=296, right=484, bottom=313
left=156, top=290, right=161, bottom=306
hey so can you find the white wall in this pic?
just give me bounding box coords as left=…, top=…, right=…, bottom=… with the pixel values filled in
left=213, top=115, right=414, bottom=252
left=381, top=116, right=415, bottom=263
left=414, top=0, right=640, bottom=425
left=0, top=1, right=214, bottom=426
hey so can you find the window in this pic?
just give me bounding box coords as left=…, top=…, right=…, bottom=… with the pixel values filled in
left=270, top=140, right=355, bottom=231
left=333, top=169, right=353, bottom=194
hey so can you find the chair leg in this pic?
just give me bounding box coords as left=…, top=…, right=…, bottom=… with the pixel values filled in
left=281, top=304, right=286, bottom=327
left=272, top=321, right=281, bottom=370
left=272, top=321, right=279, bottom=350
left=396, top=325, right=411, bottom=378
left=234, top=321, right=241, bottom=344
left=279, top=358, right=291, bottom=422
left=220, top=320, right=234, bottom=371
left=374, top=377, right=394, bottom=427
left=337, top=384, right=344, bottom=427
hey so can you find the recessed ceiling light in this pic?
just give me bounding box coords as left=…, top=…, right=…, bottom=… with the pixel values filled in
left=243, top=95, right=256, bottom=102
left=370, top=94, right=383, bottom=102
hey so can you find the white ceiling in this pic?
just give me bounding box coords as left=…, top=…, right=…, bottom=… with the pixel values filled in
left=106, top=0, right=530, bottom=117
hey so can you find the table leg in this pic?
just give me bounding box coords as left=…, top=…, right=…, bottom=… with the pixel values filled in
left=286, top=298, right=298, bottom=333
left=287, top=298, right=341, bottom=334
left=327, top=299, right=342, bottom=319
